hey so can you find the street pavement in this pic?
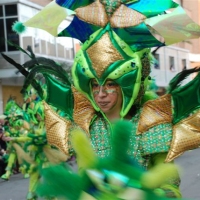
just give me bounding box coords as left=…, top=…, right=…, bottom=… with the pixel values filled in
left=0, top=148, right=200, bottom=200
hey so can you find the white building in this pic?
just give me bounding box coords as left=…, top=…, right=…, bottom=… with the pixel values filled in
left=151, top=46, right=190, bottom=88
left=0, top=0, right=75, bottom=114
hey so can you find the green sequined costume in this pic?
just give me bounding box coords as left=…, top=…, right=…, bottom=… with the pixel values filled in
left=87, top=109, right=180, bottom=198
left=3, top=0, right=200, bottom=199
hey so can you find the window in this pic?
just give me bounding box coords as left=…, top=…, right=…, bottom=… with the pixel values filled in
left=169, top=56, right=175, bottom=72
left=0, top=19, right=5, bottom=51
left=0, top=6, right=3, bottom=17
left=5, top=4, right=18, bottom=16
left=182, top=59, right=187, bottom=70
left=154, top=53, right=160, bottom=69
left=0, top=4, right=19, bottom=52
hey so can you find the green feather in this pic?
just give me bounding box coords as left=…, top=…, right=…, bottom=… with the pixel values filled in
left=36, top=164, right=82, bottom=200
left=111, top=120, right=133, bottom=162
left=12, top=21, right=26, bottom=34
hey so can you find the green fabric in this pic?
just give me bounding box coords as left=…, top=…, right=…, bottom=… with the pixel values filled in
left=45, top=74, right=73, bottom=119
left=35, top=120, right=177, bottom=200
left=171, top=72, right=200, bottom=124
left=140, top=123, right=172, bottom=156
left=24, top=1, right=73, bottom=37
left=89, top=110, right=172, bottom=169
left=84, top=117, right=181, bottom=199
left=4, top=99, right=24, bottom=118
left=127, top=0, right=177, bottom=17
left=100, top=0, right=138, bottom=16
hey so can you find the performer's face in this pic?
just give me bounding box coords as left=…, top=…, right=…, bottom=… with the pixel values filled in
left=91, top=79, right=122, bottom=117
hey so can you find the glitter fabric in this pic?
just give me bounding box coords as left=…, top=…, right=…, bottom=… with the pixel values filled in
left=141, top=52, right=151, bottom=79
left=137, top=94, right=172, bottom=134
left=72, top=86, right=95, bottom=136
left=110, top=5, right=146, bottom=28
left=140, top=123, right=172, bottom=156
left=76, top=0, right=108, bottom=27
left=43, top=101, right=72, bottom=156
left=86, top=32, right=124, bottom=78
left=100, top=0, right=134, bottom=17
left=43, top=89, right=199, bottom=166
left=166, top=110, right=200, bottom=162
left=89, top=110, right=172, bottom=169
left=90, top=116, right=112, bottom=158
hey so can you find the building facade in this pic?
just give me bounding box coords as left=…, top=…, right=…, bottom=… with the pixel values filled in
left=0, top=0, right=75, bottom=114
left=150, top=0, right=200, bottom=88
left=180, top=0, right=200, bottom=68
left=151, top=46, right=190, bottom=87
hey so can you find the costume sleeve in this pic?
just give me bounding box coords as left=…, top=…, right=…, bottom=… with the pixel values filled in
left=148, top=152, right=182, bottom=198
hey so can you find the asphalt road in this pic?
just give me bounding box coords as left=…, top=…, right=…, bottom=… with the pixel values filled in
left=0, top=148, right=200, bottom=200
left=175, top=148, right=200, bottom=200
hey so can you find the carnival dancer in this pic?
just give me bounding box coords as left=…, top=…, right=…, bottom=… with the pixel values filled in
left=36, top=120, right=183, bottom=200
left=4, top=86, right=69, bottom=200
left=0, top=122, right=7, bottom=176
left=2, top=0, right=200, bottom=199
left=1, top=98, right=30, bottom=180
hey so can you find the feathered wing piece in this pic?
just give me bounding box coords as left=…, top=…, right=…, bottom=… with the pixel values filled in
left=22, top=60, right=73, bottom=116
left=165, top=67, right=200, bottom=162
left=167, top=67, right=200, bottom=124
left=35, top=120, right=186, bottom=200
left=12, top=0, right=200, bottom=51
left=1, top=51, right=44, bottom=98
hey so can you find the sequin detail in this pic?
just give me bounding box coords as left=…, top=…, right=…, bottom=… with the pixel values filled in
left=86, top=32, right=124, bottom=78
left=90, top=116, right=112, bottom=158
left=89, top=110, right=172, bottom=169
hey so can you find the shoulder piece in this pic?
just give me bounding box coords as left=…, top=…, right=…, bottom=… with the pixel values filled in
left=137, top=94, right=172, bottom=134
left=169, top=69, right=200, bottom=124
left=166, top=110, right=200, bottom=162
left=72, top=86, right=95, bottom=136
left=44, top=74, right=73, bottom=117
left=43, top=101, right=72, bottom=156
